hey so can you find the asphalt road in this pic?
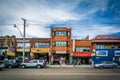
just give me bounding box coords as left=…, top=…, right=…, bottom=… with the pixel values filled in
left=0, top=67, right=120, bottom=80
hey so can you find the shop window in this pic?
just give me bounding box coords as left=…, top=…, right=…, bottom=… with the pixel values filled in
left=115, top=51, right=120, bottom=56
left=96, top=50, right=108, bottom=56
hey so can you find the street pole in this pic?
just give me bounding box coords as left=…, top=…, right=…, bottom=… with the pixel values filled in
left=22, top=18, right=26, bottom=63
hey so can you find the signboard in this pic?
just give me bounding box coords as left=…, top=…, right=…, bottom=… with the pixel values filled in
left=6, top=51, right=15, bottom=56
left=17, top=49, right=30, bottom=52
left=31, top=48, right=49, bottom=53
left=74, top=52, right=91, bottom=57
left=56, top=51, right=66, bottom=54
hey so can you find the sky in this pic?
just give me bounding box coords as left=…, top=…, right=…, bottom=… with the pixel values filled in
left=0, top=0, right=120, bottom=39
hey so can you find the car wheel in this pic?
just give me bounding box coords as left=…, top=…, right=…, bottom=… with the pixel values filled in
left=21, top=65, right=25, bottom=69
left=8, top=65, right=12, bottom=69
left=100, top=66, right=103, bottom=69
left=37, top=65, right=41, bottom=69
left=113, top=65, right=117, bottom=69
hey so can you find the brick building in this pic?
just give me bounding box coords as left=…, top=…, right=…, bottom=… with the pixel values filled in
left=50, top=27, right=72, bottom=64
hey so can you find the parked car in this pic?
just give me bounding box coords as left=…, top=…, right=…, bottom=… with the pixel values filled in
left=20, top=60, right=47, bottom=69
left=0, top=60, right=5, bottom=70
left=4, top=59, right=21, bottom=68
left=94, top=61, right=118, bottom=69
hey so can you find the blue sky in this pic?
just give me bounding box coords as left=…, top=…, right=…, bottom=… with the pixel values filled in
left=0, top=0, right=120, bottom=39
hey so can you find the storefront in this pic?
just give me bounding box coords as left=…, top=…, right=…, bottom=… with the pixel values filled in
left=16, top=48, right=30, bottom=61
left=52, top=51, right=69, bottom=65
left=73, top=52, right=91, bottom=64
left=31, top=48, right=49, bottom=62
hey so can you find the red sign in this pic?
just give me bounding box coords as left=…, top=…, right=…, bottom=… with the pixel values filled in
left=74, top=52, right=91, bottom=57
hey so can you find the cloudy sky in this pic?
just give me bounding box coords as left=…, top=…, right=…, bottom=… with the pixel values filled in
left=0, top=0, right=120, bottom=39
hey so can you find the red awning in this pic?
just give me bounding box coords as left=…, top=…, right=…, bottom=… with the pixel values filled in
left=74, top=52, right=91, bottom=57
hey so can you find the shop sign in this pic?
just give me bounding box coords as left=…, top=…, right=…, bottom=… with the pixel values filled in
left=17, top=49, right=30, bottom=52
left=31, top=48, right=49, bottom=53
left=74, top=52, right=91, bottom=57
left=56, top=51, right=66, bottom=54
left=6, top=51, right=15, bottom=56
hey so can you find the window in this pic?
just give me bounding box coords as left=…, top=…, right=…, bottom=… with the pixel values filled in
left=35, top=42, right=49, bottom=48
left=17, top=43, right=30, bottom=48
left=55, top=31, right=67, bottom=36
left=53, top=41, right=69, bottom=47
left=111, top=45, right=114, bottom=48
left=96, top=50, right=108, bottom=56
left=118, top=45, right=120, bottom=48
left=0, top=41, right=5, bottom=47
left=96, top=45, right=105, bottom=49
left=75, top=47, right=90, bottom=52
left=115, top=51, right=120, bottom=56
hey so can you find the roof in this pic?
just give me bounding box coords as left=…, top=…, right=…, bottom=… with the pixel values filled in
left=92, top=35, right=120, bottom=43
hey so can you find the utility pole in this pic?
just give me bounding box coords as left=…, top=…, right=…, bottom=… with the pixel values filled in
left=22, top=18, right=27, bottom=63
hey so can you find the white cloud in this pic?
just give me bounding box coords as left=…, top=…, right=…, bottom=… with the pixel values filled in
left=72, top=25, right=120, bottom=39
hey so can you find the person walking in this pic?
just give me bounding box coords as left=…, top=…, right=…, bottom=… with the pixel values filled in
left=73, top=59, right=76, bottom=67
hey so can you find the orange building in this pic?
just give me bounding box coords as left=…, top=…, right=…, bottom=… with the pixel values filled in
left=73, top=39, right=92, bottom=64
left=50, top=27, right=72, bottom=64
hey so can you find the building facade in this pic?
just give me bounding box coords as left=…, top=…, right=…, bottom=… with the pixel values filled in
left=15, top=38, right=33, bottom=61
left=73, top=39, right=92, bottom=64
left=31, top=38, right=50, bottom=62
left=0, top=35, right=16, bottom=60
left=50, top=27, right=72, bottom=64
left=92, top=35, right=120, bottom=65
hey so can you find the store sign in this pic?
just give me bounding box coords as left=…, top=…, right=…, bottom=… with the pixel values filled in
left=56, top=51, right=66, bottom=54
left=74, top=52, right=91, bottom=57
left=31, top=48, right=49, bottom=53
left=17, top=49, right=30, bottom=52
left=6, top=51, right=15, bottom=56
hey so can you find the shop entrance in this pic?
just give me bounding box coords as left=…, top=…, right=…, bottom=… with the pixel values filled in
left=53, top=53, right=69, bottom=65
left=34, top=53, right=49, bottom=62
left=74, top=57, right=91, bottom=65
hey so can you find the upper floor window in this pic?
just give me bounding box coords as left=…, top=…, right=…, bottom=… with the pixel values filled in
left=53, top=41, right=69, bottom=47
left=35, top=42, right=49, bottom=48
left=96, top=45, right=105, bottom=49
left=0, top=41, right=5, bottom=47
left=17, top=43, right=30, bottom=48
left=118, top=45, right=120, bottom=48
left=75, top=47, right=90, bottom=52
left=52, top=31, right=70, bottom=36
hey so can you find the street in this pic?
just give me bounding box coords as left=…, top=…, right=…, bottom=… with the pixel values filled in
left=0, top=67, right=120, bottom=80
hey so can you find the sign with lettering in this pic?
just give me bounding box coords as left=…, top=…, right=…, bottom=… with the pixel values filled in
left=74, top=52, right=91, bottom=57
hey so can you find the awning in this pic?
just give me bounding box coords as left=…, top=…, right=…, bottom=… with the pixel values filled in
left=74, top=52, right=91, bottom=57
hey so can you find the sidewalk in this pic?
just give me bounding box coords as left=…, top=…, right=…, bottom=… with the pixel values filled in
left=47, top=64, right=93, bottom=68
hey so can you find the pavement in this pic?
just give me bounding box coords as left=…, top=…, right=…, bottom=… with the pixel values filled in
left=47, top=64, right=93, bottom=68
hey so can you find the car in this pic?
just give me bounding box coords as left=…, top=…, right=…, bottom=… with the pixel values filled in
left=94, top=61, right=118, bottom=69
left=0, top=60, right=5, bottom=70
left=4, top=59, right=21, bottom=68
left=20, top=60, right=47, bottom=69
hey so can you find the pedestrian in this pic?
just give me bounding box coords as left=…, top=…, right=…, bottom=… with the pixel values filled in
left=73, top=59, right=76, bottom=67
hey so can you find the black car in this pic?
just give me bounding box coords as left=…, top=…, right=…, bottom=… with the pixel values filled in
left=4, top=59, right=21, bottom=68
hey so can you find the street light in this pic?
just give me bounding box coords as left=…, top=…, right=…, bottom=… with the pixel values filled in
left=14, top=18, right=27, bottom=63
